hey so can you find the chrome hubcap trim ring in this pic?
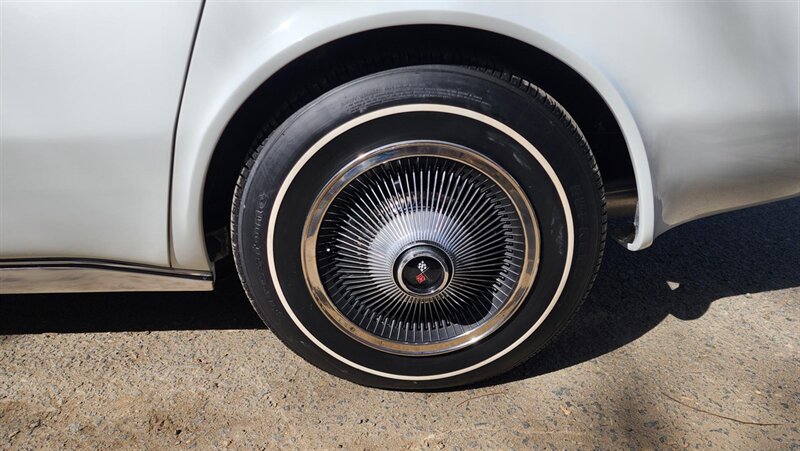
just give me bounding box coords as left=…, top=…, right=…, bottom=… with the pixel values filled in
left=301, top=141, right=540, bottom=355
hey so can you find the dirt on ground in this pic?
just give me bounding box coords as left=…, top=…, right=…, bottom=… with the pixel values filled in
left=1, top=199, right=798, bottom=449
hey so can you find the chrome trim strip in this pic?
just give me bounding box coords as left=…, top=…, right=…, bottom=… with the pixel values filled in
left=0, top=260, right=213, bottom=294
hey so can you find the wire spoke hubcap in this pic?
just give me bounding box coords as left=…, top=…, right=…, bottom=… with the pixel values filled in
left=302, top=141, right=540, bottom=355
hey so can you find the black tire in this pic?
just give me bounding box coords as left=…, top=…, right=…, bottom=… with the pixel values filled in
left=232, top=65, right=605, bottom=390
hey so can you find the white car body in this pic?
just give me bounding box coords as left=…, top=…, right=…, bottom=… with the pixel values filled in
left=1, top=1, right=798, bottom=291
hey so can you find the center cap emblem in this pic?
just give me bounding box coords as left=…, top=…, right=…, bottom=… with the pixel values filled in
left=394, top=245, right=452, bottom=296
left=415, top=261, right=428, bottom=284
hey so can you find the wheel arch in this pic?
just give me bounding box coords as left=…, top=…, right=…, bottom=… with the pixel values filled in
left=172, top=15, right=654, bottom=271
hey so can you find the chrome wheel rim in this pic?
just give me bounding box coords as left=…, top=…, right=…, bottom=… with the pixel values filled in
left=302, top=141, right=540, bottom=355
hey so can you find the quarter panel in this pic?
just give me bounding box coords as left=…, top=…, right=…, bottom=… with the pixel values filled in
left=581, top=3, right=800, bottom=234
left=173, top=2, right=798, bottom=270
left=172, top=2, right=653, bottom=270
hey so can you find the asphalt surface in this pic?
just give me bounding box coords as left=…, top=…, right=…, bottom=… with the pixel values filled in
left=1, top=199, right=798, bottom=449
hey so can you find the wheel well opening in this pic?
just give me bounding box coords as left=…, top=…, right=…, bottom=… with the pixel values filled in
left=202, top=25, right=637, bottom=265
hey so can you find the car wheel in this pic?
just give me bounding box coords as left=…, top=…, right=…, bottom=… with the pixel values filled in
left=231, top=65, right=605, bottom=389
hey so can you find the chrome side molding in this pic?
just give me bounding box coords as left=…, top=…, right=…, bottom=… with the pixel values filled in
left=0, top=259, right=213, bottom=294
